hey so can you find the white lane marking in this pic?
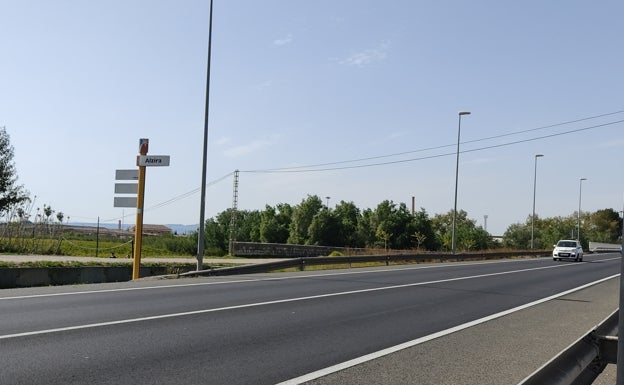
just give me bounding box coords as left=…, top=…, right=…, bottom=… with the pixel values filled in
left=0, top=255, right=610, bottom=301
left=0, top=263, right=605, bottom=340
left=276, top=274, right=620, bottom=385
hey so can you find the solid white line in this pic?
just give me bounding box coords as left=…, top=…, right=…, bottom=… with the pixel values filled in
left=0, top=256, right=594, bottom=301
left=276, top=274, right=620, bottom=385
left=0, top=263, right=595, bottom=340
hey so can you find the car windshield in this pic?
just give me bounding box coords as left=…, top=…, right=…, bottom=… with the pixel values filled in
left=557, top=241, right=577, bottom=247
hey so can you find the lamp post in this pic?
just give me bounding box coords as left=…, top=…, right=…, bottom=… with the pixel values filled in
left=197, top=0, right=215, bottom=271
left=531, top=154, right=544, bottom=249
left=577, top=177, right=587, bottom=240
left=618, top=198, right=624, bottom=385
left=325, top=196, right=331, bottom=210
left=452, top=111, right=471, bottom=254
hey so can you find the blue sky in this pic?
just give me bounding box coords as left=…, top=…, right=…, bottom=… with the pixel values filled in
left=1, top=0, right=623, bottom=236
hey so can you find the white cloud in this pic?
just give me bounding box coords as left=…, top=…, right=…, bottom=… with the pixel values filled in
left=256, top=80, right=273, bottom=90
left=597, top=138, right=624, bottom=148
left=463, top=157, right=497, bottom=166
left=273, top=35, right=293, bottom=46
left=214, top=137, right=231, bottom=146
left=388, top=131, right=406, bottom=140
left=223, top=139, right=272, bottom=157
left=339, top=41, right=390, bottom=67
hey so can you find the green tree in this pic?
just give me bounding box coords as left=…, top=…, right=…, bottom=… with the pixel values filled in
left=236, top=210, right=262, bottom=242
left=540, top=216, right=577, bottom=248
left=308, top=209, right=341, bottom=246
left=412, top=208, right=437, bottom=250
left=375, top=227, right=392, bottom=250
left=412, top=231, right=426, bottom=250
left=432, top=210, right=493, bottom=251
left=502, top=223, right=531, bottom=249
left=333, top=200, right=363, bottom=247
left=288, top=195, right=323, bottom=244
left=203, top=217, right=228, bottom=254
left=586, top=208, right=621, bottom=243
left=366, top=200, right=414, bottom=249
left=43, top=204, right=53, bottom=223
left=259, top=204, right=292, bottom=243
left=0, top=127, right=28, bottom=216
left=356, top=208, right=376, bottom=248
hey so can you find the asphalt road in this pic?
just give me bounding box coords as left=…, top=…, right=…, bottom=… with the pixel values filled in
left=0, top=254, right=620, bottom=385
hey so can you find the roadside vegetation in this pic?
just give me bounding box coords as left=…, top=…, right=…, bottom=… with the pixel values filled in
left=0, top=127, right=621, bottom=260
left=201, top=196, right=621, bottom=255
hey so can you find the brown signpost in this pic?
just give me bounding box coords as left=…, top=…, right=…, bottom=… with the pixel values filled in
left=111, top=138, right=171, bottom=280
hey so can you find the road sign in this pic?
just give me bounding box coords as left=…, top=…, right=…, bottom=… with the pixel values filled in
left=115, top=169, right=139, bottom=180
left=139, top=138, right=149, bottom=155
left=114, top=197, right=137, bottom=208
left=137, top=155, right=170, bottom=167
left=114, top=183, right=138, bottom=194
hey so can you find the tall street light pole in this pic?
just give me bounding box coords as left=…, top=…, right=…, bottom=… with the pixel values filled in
left=618, top=195, right=624, bottom=385
left=531, top=154, right=544, bottom=249
left=197, top=0, right=214, bottom=271
left=577, top=177, right=587, bottom=241
left=452, top=111, right=471, bottom=254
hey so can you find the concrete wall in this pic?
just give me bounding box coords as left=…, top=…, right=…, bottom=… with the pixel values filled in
left=0, top=266, right=175, bottom=289
left=232, top=242, right=370, bottom=258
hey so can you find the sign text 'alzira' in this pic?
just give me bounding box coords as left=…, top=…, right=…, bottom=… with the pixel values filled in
left=137, top=155, right=170, bottom=167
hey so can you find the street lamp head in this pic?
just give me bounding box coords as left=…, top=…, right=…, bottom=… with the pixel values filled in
left=458, top=111, right=471, bottom=116
left=580, top=177, right=587, bottom=181
left=535, top=154, right=544, bottom=158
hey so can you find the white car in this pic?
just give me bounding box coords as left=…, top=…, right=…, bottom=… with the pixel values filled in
left=553, top=239, right=584, bottom=262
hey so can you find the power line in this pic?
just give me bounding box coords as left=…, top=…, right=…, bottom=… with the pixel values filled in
left=242, top=119, right=624, bottom=173
left=103, top=171, right=235, bottom=222
left=242, top=109, right=624, bottom=173
left=102, top=111, right=624, bottom=218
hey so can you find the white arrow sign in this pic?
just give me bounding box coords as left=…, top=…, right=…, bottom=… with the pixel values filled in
left=115, top=169, right=139, bottom=180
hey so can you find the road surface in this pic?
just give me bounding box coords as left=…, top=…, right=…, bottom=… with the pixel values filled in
left=0, top=253, right=619, bottom=384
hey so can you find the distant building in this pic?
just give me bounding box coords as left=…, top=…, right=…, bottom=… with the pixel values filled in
left=127, top=224, right=172, bottom=236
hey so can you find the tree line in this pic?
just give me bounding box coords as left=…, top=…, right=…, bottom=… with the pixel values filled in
left=202, top=194, right=622, bottom=256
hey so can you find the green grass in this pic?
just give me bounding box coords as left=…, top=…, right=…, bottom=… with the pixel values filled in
left=0, top=234, right=199, bottom=258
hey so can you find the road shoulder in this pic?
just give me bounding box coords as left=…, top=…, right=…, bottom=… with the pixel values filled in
left=304, top=277, right=619, bottom=385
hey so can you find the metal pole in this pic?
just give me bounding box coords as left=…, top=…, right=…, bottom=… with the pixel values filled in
left=197, top=0, right=214, bottom=271
left=133, top=139, right=148, bottom=280
left=618, top=196, right=624, bottom=385
left=452, top=111, right=470, bottom=253
left=531, top=154, right=543, bottom=249
left=577, top=178, right=586, bottom=241
left=96, top=216, right=100, bottom=258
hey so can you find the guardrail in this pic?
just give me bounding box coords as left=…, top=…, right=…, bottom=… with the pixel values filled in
left=180, top=250, right=548, bottom=277
left=518, top=310, right=618, bottom=385
left=589, top=242, right=622, bottom=253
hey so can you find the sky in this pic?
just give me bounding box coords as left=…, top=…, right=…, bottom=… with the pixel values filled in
left=1, top=0, right=623, bottom=236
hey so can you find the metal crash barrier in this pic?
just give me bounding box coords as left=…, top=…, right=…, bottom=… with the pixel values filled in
left=518, top=310, right=618, bottom=385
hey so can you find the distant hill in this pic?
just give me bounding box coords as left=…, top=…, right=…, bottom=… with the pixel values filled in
left=167, top=224, right=199, bottom=235
left=68, top=222, right=199, bottom=235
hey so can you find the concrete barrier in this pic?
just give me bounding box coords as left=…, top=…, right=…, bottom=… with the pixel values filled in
left=0, top=266, right=192, bottom=289
left=588, top=242, right=621, bottom=253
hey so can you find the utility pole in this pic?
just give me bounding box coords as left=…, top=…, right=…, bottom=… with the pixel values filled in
left=228, top=170, right=239, bottom=256
left=197, top=0, right=214, bottom=271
